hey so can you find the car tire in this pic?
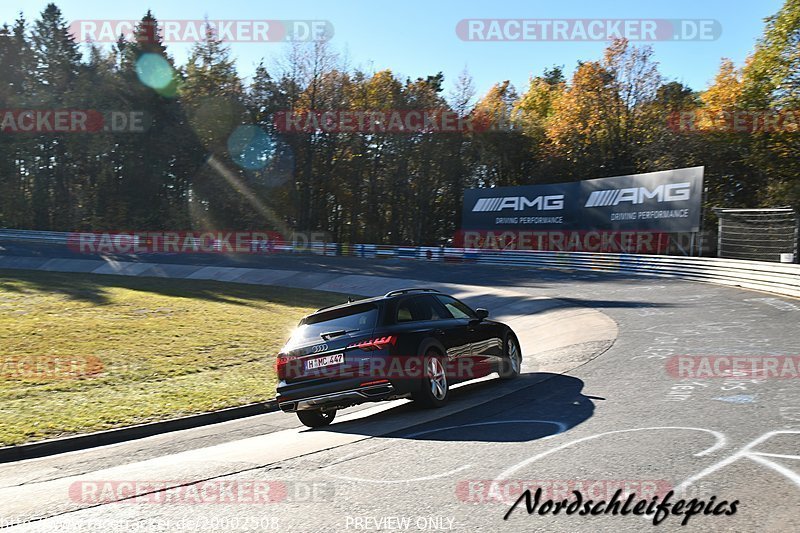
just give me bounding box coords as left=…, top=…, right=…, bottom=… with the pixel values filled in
left=499, top=333, right=522, bottom=379
left=297, top=409, right=336, bottom=428
left=413, top=350, right=449, bottom=408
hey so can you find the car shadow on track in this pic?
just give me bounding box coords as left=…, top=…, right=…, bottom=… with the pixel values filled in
left=316, top=373, right=595, bottom=443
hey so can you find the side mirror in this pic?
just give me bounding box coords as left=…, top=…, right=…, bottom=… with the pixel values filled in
left=475, top=308, right=489, bottom=320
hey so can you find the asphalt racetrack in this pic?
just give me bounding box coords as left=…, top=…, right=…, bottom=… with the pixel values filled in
left=0, top=243, right=798, bottom=532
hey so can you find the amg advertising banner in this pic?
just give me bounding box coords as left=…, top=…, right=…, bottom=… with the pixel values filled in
left=462, top=166, right=704, bottom=233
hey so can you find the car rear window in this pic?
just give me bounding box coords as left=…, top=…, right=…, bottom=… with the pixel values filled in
left=285, top=303, right=378, bottom=348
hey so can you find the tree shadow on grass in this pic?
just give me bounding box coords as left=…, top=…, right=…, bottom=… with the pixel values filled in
left=0, top=269, right=349, bottom=308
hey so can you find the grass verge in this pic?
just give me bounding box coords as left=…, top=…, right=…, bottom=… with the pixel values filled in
left=0, top=269, right=347, bottom=445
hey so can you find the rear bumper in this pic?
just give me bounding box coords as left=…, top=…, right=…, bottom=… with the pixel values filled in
left=277, top=381, right=400, bottom=412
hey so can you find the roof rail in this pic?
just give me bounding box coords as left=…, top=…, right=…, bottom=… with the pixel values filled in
left=384, top=288, right=441, bottom=297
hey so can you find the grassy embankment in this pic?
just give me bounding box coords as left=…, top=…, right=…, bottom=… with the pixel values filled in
left=0, top=269, right=346, bottom=445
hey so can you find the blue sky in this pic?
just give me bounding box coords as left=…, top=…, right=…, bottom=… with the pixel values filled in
left=1, top=0, right=785, bottom=100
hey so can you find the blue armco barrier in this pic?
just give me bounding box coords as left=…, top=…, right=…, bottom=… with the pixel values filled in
left=1, top=229, right=798, bottom=297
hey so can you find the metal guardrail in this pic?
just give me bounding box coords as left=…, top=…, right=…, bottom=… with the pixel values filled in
left=467, top=250, right=800, bottom=298
left=1, top=229, right=799, bottom=298
left=0, top=230, right=72, bottom=243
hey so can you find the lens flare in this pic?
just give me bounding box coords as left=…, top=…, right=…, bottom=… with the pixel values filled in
left=135, top=53, right=175, bottom=91
left=227, top=125, right=276, bottom=170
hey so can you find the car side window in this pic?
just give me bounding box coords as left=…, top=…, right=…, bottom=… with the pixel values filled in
left=435, top=295, right=476, bottom=319
left=396, top=295, right=444, bottom=322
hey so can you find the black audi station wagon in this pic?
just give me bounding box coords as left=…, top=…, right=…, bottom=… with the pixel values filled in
left=276, top=288, right=522, bottom=427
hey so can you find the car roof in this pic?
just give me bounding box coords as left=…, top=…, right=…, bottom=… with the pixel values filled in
left=308, top=288, right=442, bottom=317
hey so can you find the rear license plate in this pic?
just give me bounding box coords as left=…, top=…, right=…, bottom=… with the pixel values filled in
left=305, top=353, right=344, bottom=370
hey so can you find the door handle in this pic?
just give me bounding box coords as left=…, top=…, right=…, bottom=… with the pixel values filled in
left=434, top=329, right=445, bottom=335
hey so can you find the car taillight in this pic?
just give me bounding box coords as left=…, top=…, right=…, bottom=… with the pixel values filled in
left=347, top=335, right=397, bottom=351
left=275, top=355, right=296, bottom=380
